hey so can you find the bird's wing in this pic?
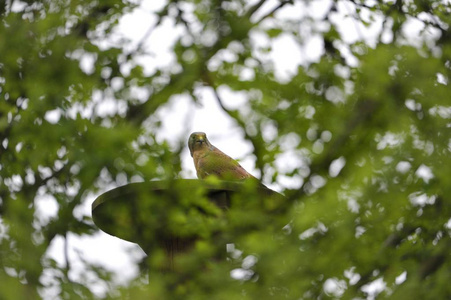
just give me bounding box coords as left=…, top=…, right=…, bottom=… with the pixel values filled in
left=197, top=147, right=253, bottom=180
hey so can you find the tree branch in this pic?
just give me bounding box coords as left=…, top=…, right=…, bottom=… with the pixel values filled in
left=255, top=0, right=294, bottom=25
left=285, top=99, right=379, bottom=201
left=64, top=232, right=73, bottom=283
left=206, top=78, right=267, bottom=180
left=245, top=0, right=266, bottom=19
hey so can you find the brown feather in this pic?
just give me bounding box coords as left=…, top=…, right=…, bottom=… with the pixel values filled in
left=188, top=132, right=255, bottom=180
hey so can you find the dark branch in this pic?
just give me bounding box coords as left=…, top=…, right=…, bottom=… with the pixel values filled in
left=255, top=0, right=294, bottom=25
left=206, top=79, right=267, bottom=180
left=63, top=232, right=73, bottom=283
left=245, top=0, right=266, bottom=19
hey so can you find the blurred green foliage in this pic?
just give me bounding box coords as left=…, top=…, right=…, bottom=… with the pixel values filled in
left=1, top=0, right=450, bottom=299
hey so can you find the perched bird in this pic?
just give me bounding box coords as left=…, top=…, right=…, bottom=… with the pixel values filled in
left=188, top=132, right=258, bottom=181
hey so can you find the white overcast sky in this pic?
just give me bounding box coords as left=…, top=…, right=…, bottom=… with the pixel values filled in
left=31, top=0, right=439, bottom=297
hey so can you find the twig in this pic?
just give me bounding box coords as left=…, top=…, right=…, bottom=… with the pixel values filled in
left=343, top=1, right=365, bottom=42
left=245, top=0, right=267, bottom=19
left=286, top=99, right=379, bottom=201
left=126, top=4, right=173, bottom=58
left=349, top=0, right=447, bottom=34
left=207, top=80, right=266, bottom=180
left=64, top=232, right=73, bottom=283
left=255, top=0, right=294, bottom=25
left=127, top=18, right=161, bottom=59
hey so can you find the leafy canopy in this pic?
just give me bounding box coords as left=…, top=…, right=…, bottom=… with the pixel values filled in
left=0, top=0, right=450, bottom=299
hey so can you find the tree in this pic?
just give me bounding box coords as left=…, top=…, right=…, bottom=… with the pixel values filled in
left=0, top=0, right=450, bottom=299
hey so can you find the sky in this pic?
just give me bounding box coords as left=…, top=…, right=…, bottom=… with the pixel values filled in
left=30, top=0, right=440, bottom=297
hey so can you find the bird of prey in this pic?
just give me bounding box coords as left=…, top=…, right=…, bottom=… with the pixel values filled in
left=188, top=132, right=258, bottom=181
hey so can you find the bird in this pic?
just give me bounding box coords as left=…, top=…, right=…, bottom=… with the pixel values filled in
left=188, top=132, right=259, bottom=181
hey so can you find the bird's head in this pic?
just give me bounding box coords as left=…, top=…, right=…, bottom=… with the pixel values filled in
left=188, top=132, right=212, bottom=157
